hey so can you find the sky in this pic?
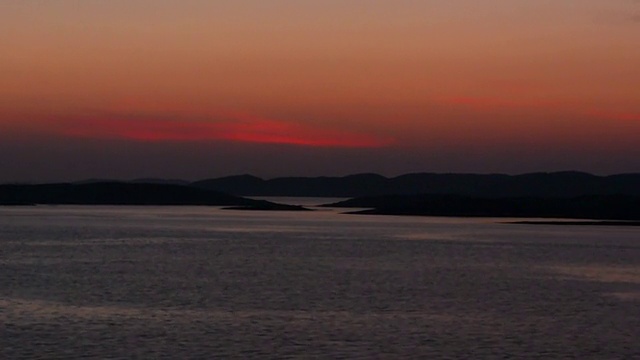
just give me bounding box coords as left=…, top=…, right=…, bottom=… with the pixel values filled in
left=1, top=0, right=639, bottom=182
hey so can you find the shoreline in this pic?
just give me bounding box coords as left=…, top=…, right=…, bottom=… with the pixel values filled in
left=505, top=220, right=640, bottom=227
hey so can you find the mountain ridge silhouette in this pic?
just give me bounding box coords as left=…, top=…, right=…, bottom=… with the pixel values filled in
left=191, top=171, right=640, bottom=197
left=0, top=182, right=300, bottom=209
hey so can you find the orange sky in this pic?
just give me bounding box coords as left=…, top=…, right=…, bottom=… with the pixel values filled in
left=1, top=1, right=639, bottom=181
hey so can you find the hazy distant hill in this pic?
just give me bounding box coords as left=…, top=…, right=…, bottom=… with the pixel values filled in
left=324, top=194, right=640, bottom=220
left=192, top=172, right=640, bottom=198
left=74, top=178, right=190, bottom=186
left=192, top=173, right=388, bottom=197
left=0, top=182, right=285, bottom=207
left=131, top=178, right=191, bottom=186
left=9, top=172, right=640, bottom=201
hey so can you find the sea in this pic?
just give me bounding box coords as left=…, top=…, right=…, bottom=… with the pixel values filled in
left=1, top=198, right=639, bottom=359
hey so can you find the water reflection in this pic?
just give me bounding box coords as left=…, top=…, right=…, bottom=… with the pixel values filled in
left=1, top=205, right=639, bottom=358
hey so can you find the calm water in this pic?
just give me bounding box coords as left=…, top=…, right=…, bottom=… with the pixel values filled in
left=1, top=204, right=639, bottom=359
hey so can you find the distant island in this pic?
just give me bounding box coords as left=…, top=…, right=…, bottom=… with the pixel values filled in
left=191, top=171, right=640, bottom=198
left=322, top=194, right=640, bottom=221
left=22, top=171, right=639, bottom=198
left=505, top=220, right=640, bottom=226
left=0, top=182, right=305, bottom=211
left=3, top=172, right=640, bottom=220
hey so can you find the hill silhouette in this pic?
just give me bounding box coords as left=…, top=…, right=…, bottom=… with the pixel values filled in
left=192, top=173, right=388, bottom=197
left=0, top=182, right=301, bottom=209
left=323, top=194, right=640, bottom=220
left=192, top=172, right=640, bottom=198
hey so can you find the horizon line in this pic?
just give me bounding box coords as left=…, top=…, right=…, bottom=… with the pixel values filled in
left=3, top=170, right=640, bottom=186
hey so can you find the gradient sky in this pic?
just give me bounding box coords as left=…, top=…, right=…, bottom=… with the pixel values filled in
left=1, top=0, right=639, bottom=182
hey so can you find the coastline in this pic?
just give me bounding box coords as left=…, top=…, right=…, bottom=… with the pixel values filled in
left=505, top=220, right=640, bottom=227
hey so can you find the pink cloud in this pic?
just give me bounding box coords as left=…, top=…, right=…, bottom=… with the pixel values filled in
left=54, top=113, right=393, bottom=148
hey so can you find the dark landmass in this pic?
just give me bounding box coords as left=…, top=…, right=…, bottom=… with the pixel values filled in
left=74, top=178, right=190, bottom=186
left=323, top=194, right=640, bottom=220
left=192, top=173, right=389, bottom=197
left=0, top=201, right=34, bottom=206
left=131, top=178, right=191, bottom=186
left=192, top=172, right=640, bottom=198
left=223, top=203, right=312, bottom=211
left=5, top=172, right=640, bottom=217
left=506, top=221, right=640, bottom=226
left=0, top=182, right=302, bottom=209
left=65, top=171, right=640, bottom=198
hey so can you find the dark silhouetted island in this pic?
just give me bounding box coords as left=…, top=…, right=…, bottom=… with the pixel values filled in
left=322, top=194, right=640, bottom=221
left=4, top=172, right=640, bottom=218
left=0, top=182, right=306, bottom=210
left=506, top=220, right=640, bottom=226
left=224, top=204, right=311, bottom=211
left=192, top=172, right=640, bottom=198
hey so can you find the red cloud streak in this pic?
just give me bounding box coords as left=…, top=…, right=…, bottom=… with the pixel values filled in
left=589, top=111, right=640, bottom=122
left=55, top=115, right=392, bottom=148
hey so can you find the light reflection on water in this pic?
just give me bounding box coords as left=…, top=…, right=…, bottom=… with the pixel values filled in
left=1, top=205, right=639, bottom=359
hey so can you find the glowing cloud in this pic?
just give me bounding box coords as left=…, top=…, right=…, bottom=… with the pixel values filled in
left=54, top=114, right=393, bottom=148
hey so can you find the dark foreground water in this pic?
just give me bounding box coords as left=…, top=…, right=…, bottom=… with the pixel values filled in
left=1, top=204, right=639, bottom=359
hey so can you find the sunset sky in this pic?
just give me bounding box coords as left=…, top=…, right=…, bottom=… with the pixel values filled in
left=1, top=1, right=639, bottom=182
